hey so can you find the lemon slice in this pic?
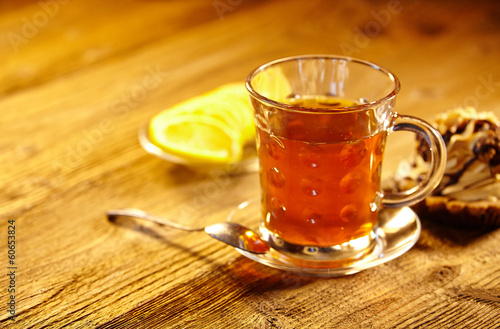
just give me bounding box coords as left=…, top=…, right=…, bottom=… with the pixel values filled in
left=165, top=97, right=242, bottom=133
left=213, top=82, right=252, bottom=106
left=211, top=83, right=255, bottom=141
left=148, top=83, right=254, bottom=164
left=149, top=112, right=243, bottom=163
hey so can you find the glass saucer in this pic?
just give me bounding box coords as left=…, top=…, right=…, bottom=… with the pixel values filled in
left=226, top=199, right=421, bottom=277
left=138, top=125, right=258, bottom=173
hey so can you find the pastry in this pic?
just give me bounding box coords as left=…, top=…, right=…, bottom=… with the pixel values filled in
left=389, top=107, right=500, bottom=228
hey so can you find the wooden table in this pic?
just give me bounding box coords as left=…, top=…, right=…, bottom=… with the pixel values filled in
left=2, top=0, right=500, bottom=328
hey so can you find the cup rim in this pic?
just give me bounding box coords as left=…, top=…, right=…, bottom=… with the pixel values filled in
left=245, top=54, right=401, bottom=114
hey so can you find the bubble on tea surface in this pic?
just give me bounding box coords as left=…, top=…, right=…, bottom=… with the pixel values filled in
left=268, top=167, right=286, bottom=188
left=340, top=204, right=358, bottom=223
left=303, top=207, right=322, bottom=224
left=269, top=197, right=286, bottom=219
left=298, top=145, right=325, bottom=168
left=340, top=140, right=367, bottom=168
left=339, top=172, right=362, bottom=194
left=300, top=176, right=325, bottom=196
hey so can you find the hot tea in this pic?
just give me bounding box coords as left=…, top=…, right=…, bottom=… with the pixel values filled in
left=256, top=97, right=385, bottom=247
left=246, top=55, right=446, bottom=266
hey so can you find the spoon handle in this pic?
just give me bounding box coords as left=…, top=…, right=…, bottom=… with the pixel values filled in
left=107, top=208, right=204, bottom=232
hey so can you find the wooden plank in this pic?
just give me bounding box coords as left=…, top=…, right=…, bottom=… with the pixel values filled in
left=1, top=0, right=500, bottom=327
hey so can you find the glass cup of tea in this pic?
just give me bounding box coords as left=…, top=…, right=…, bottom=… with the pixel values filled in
left=245, top=55, right=446, bottom=267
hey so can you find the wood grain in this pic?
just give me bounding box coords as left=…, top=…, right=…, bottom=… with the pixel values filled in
left=1, top=0, right=500, bottom=328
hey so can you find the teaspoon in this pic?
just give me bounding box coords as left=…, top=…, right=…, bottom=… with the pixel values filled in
left=106, top=208, right=270, bottom=254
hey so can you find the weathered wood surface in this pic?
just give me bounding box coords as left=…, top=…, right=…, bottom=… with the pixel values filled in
left=1, top=0, right=500, bottom=328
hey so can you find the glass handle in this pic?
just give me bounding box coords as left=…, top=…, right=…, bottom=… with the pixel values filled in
left=382, top=114, right=447, bottom=208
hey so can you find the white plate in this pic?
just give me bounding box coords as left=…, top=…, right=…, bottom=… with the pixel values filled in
left=138, top=125, right=258, bottom=173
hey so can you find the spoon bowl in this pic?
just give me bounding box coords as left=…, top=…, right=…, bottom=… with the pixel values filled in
left=107, top=208, right=270, bottom=254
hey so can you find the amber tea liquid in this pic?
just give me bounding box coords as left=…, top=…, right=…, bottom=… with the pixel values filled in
left=256, top=97, right=385, bottom=247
